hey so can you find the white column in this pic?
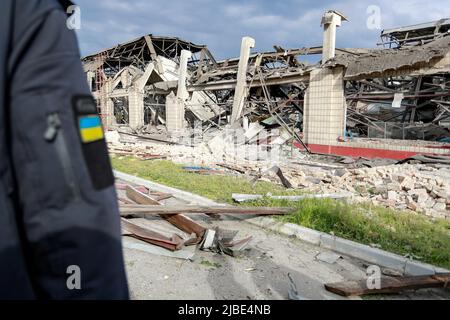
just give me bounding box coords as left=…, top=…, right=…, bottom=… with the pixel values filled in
left=165, top=91, right=184, bottom=132
left=105, top=97, right=115, bottom=128
left=321, top=11, right=346, bottom=62
left=177, top=50, right=192, bottom=101
left=128, top=87, right=144, bottom=129
left=86, top=71, right=95, bottom=91
left=230, top=36, right=255, bottom=124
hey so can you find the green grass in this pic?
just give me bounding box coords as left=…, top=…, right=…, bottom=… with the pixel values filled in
left=112, top=156, right=300, bottom=203
left=112, top=156, right=450, bottom=269
left=200, top=259, right=222, bottom=268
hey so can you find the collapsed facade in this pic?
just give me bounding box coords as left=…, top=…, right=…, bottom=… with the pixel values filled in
left=82, top=11, right=450, bottom=160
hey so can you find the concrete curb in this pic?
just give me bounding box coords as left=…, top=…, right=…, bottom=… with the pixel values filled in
left=115, top=170, right=449, bottom=276
left=245, top=217, right=449, bottom=276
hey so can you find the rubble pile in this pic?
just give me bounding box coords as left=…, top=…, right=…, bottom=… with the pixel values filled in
left=108, top=131, right=450, bottom=219
left=278, top=164, right=450, bottom=219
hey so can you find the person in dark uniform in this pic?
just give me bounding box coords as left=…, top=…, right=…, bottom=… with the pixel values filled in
left=0, top=0, right=129, bottom=299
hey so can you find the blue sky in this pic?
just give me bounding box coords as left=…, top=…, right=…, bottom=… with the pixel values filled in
left=75, top=0, right=450, bottom=60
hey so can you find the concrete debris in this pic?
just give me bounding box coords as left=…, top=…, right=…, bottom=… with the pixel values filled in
left=315, top=252, right=343, bottom=264
left=110, top=129, right=450, bottom=219
left=232, top=193, right=351, bottom=203
left=216, top=234, right=253, bottom=257
left=105, top=130, right=121, bottom=144
left=232, top=194, right=264, bottom=203
left=199, top=229, right=216, bottom=250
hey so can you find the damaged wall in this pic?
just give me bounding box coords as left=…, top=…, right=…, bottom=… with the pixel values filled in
left=304, top=67, right=346, bottom=145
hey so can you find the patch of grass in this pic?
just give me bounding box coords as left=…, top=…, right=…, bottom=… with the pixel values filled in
left=200, top=259, right=222, bottom=268
left=366, top=186, right=376, bottom=195
left=111, top=157, right=302, bottom=203
left=112, top=157, right=450, bottom=269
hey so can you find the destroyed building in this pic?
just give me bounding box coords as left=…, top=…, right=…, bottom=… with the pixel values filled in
left=80, top=12, right=450, bottom=298
left=82, top=11, right=450, bottom=160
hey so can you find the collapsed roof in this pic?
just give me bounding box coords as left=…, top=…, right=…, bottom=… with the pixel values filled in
left=328, top=35, right=450, bottom=79
left=83, top=34, right=216, bottom=73
left=381, top=18, right=450, bottom=47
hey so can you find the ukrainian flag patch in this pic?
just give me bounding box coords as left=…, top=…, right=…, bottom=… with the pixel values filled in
left=79, top=115, right=104, bottom=143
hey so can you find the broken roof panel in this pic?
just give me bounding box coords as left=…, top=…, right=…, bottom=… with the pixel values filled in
left=381, top=19, right=450, bottom=42
left=83, top=34, right=208, bottom=60
left=83, top=59, right=103, bottom=73
left=329, top=35, right=450, bottom=79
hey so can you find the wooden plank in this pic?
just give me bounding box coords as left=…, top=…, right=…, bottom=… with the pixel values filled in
left=151, top=192, right=173, bottom=201
left=121, top=218, right=183, bottom=251
left=125, top=185, right=206, bottom=238
left=135, top=155, right=167, bottom=161
left=274, top=166, right=293, bottom=189
left=126, top=185, right=160, bottom=205
left=325, top=273, right=450, bottom=296
left=120, top=204, right=294, bottom=216
left=216, top=163, right=246, bottom=174
left=162, top=214, right=206, bottom=238
left=118, top=197, right=134, bottom=204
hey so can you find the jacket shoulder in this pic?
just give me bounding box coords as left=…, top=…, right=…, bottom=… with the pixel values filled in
left=14, top=0, right=66, bottom=17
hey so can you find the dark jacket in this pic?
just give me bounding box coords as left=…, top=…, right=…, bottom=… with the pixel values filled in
left=0, top=0, right=128, bottom=299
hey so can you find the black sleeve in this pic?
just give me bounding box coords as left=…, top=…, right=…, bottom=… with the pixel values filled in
left=8, top=0, right=128, bottom=299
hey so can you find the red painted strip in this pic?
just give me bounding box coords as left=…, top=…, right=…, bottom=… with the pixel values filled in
left=293, top=142, right=450, bottom=160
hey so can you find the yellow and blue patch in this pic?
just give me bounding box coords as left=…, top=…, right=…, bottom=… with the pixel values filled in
left=79, top=115, right=104, bottom=143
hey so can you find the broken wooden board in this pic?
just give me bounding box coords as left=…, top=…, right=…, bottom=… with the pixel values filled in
left=126, top=185, right=206, bottom=239
left=117, top=183, right=147, bottom=193
left=250, top=165, right=293, bottom=189
left=118, top=197, right=134, bottom=204
left=216, top=163, right=247, bottom=174
left=162, top=214, right=206, bottom=239
left=149, top=191, right=173, bottom=201
left=127, top=217, right=193, bottom=240
left=126, top=185, right=160, bottom=205
left=121, top=218, right=184, bottom=251
left=120, top=204, right=295, bottom=216
left=273, top=166, right=293, bottom=189
left=325, top=273, right=450, bottom=296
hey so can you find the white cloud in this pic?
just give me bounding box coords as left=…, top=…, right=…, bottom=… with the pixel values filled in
left=76, top=0, right=450, bottom=59
left=224, top=3, right=258, bottom=17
